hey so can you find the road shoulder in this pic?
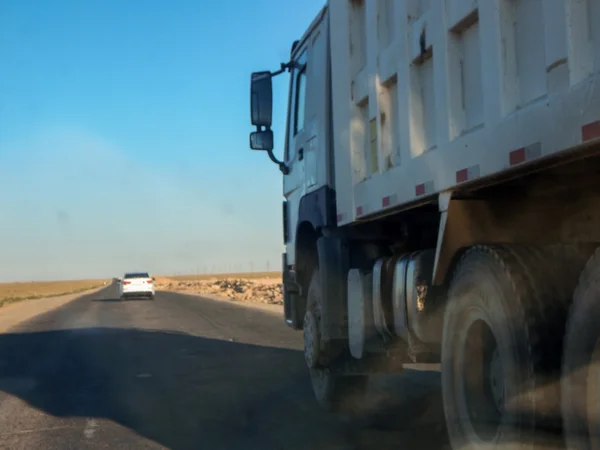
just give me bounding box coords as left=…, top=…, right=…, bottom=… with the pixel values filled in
left=0, top=285, right=107, bottom=333
left=160, top=289, right=283, bottom=316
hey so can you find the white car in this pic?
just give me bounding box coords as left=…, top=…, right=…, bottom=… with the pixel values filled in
left=119, top=272, right=155, bottom=300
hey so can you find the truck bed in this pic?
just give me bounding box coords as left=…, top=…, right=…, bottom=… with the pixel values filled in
left=329, top=0, right=600, bottom=225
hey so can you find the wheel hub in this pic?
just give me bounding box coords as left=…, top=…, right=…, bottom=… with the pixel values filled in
left=460, top=316, right=504, bottom=442
left=303, top=311, right=321, bottom=368
left=489, top=347, right=505, bottom=411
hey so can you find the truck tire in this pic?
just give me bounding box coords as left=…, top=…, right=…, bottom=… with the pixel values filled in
left=562, top=248, right=600, bottom=450
left=304, top=268, right=368, bottom=413
left=441, top=244, right=591, bottom=450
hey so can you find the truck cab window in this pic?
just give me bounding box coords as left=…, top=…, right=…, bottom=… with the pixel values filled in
left=285, top=49, right=307, bottom=162
left=294, top=66, right=307, bottom=135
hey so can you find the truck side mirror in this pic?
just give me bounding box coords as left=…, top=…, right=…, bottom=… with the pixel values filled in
left=250, top=71, right=273, bottom=128
left=250, top=130, right=274, bottom=151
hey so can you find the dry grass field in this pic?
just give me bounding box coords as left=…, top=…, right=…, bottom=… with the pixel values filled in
left=167, top=271, right=281, bottom=281
left=0, top=279, right=107, bottom=307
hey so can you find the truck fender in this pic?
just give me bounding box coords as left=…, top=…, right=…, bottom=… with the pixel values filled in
left=297, top=186, right=337, bottom=233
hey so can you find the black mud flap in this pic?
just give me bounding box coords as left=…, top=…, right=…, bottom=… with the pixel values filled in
left=282, top=253, right=303, bottom=330
left=317, top=236, right=347, bottom=343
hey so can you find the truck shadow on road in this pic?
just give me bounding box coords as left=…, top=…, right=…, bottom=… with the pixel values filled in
left=0, top=325, right=451, bottom=450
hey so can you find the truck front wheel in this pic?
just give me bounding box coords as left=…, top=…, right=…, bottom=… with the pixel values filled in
left=304, top=268, right=368, bottom=413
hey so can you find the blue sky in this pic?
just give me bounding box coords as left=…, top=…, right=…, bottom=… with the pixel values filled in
left=0, top=0, right=324, bottom=281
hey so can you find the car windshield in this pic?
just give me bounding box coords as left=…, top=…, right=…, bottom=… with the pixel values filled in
left=124, top=273, right=149, bottom=279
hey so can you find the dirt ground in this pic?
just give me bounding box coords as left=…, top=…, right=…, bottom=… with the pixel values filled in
left=155, top=274, right=283, bottom=306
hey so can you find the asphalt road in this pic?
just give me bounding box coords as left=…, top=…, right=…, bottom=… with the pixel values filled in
left=0, top=283, right=449, bottom=450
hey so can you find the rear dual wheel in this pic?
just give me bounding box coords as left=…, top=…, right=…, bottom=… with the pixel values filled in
left=304, top=269, right=368, bottom=413
left=562, top=248, right=600, bottom=450
left=442, top=244, right=593, bottom=449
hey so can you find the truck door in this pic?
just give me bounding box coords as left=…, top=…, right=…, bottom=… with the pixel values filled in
left=283, top=47, right=308, bottom=265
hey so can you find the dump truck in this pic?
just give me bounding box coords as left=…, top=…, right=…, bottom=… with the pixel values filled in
left=248, top=1, right=600, bottom=448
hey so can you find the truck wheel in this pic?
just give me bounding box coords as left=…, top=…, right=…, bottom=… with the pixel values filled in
left=304, top=268, right=368, bottom=413
left=562, top=248, right=600, bottom=450
left=442, top=244, right=589, bottom=449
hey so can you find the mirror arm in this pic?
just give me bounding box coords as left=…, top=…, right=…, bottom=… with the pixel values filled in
left=266, top=147, right=289, bottom=175
left=270, top=61, right=294, bottom=78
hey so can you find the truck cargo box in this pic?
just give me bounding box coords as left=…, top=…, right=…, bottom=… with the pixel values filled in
left=329, top=0, right=600, bottom=225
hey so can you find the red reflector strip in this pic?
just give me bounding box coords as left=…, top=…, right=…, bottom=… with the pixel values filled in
left=381, top=194, right=398, bottom=208
left=356, top=206, right=364, bottom=217
left=456, top=168, right=469, bottom=183
left=415, top=180, right=434, bottom=197
left=509, top=148, right=526, bottom=165
left=582, top=121, right=600, bottom=142
left=456, top=165, right=480, bottom=184
left=509, top=142, right=542, bottom=166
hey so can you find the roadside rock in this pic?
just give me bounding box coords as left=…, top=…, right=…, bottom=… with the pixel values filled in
left=156, top=277, right=283, bottom=305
